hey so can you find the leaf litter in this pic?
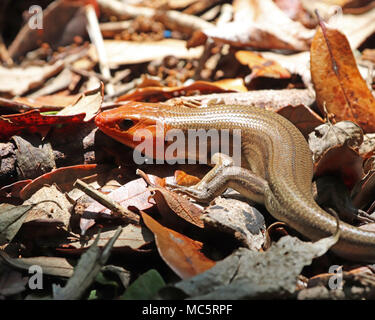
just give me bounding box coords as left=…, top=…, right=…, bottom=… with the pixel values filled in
left=1, top=0, right=375, bottom=301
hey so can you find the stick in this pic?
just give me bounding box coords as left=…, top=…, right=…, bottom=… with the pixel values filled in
left=74, top=179, right=140, bottom=224
left=85, top=4, right=114, bottom=95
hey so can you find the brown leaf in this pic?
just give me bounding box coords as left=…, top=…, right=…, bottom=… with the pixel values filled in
left=20, top=164, right=110, bottom=200
left=314, top=145, right=363, bottom=190
left=12, top=135, right=56, bottom=181
left=141, top=211, right=215, bottom=279
left=277, top=104, right=324, bottom=138
left=149, top=186, right=204, bottom=229
left=352, top=157, right=375, bottom=209
left=310, top=21, right=375, bottom=133
left=235, top=50, right=291, bottom=81
left=309, top=121, right=364, bottom=189
left=116, top=80, right=237, bottom=103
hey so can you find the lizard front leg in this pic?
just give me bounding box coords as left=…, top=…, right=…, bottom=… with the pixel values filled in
left=168, top=153, right=269, bottom=205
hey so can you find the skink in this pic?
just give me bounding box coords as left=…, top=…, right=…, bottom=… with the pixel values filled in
left=95, top=101, right=375, bottom=262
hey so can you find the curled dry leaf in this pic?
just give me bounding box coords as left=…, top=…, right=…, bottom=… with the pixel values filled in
left=141, top=212, right=215, bottom=279
left=12, top=135, right=56, bottom=181
left=20, top=164, right=110, bottom=200
left=308, top=121, right=364, bottom=163
left=259, top=51, right=312, bottom=90
left=235, top=50, right=291, bottom=81
left=359, top=133, right=375, bottom=158
left=57, top=82, right=104, bottom=121
left=23, top=185, right=72, bottom=229
left=116, top=80, right=238, bottom=103
left=149, top=186, right=204, bottom=229
left=173, top=170, right=201, bottom=187
left=12, top=94, right=81, bottom=112
left=203, top=197, right=266, bottom=251
left=308, top=121, right=364, bottom=189
left=0, top=180, right=32, bottom=199
left=310, top=22, right=375, bottom=133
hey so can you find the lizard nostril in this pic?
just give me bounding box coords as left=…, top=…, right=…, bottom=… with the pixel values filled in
left=118, top=119, right=134, bottom=131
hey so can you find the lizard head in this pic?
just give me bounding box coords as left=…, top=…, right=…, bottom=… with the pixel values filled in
left=95, top=101, right=171, bottom=152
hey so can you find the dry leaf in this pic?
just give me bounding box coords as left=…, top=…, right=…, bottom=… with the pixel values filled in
left=202, top=0, right=314, bottom=51
left=308, top=121, right=364, bottom=188
left=359, top=134, right=375, bottom=158
left=166, top=231, right=339, bottom=299
left=203, top=197, right=266, bottom=250
left=141, top=212, right=215, bottom=279
left=88, top=39, right=203, bottom=67
left=278, top=104, right=324, bottom=138
left=149, top=186, right=204, bottom=229
left=235, top=50, right=291, bottom=81
left=0, top=204, right=33, bottom=245
left=9, top=0, right=87, bottom=61
left=173, top=170, right=201, bottom=187
left=173, top=89, right=315, bottom=110
left=310, top=22, right=375, bottom=133
left=0, top=251, right=74, bottom=278
left=116, top=80, right=237, bottom=102
left=0, top=62, right=63, bottom=97
left=67, top=225, right=154, bottom=251
left=53, top=227, right=122, bottom=300
left=79, top=175, right=163, bottom=234
left=57, top=82, right=104, bottom=121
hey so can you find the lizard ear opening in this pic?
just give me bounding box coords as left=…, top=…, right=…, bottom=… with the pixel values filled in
left=118, top=119, right=135, bottom=131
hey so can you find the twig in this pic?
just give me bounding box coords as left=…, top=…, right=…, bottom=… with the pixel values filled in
left=73, top=179, right=140, bottom=224
left=85, top=4, right=114, bottom=95
left=0, top=34, right=13, bottom=66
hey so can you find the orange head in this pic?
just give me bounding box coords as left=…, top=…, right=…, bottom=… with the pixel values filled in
left=94, top=101, right=171, bottom=155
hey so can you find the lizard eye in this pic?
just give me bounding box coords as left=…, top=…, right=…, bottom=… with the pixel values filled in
left=118, top=119, right=134, bottom=131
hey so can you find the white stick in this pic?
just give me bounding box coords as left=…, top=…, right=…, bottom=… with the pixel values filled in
left=85, top=4, right=114, bottom=95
